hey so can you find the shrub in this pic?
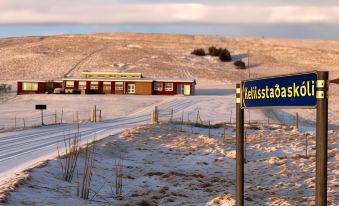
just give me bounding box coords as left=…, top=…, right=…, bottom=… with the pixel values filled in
left=234, top=60, right=246, bottom=69
left=191, top=48, right=206, bottom=56
left=208, top=46, right=220, bottom=56
left=219, top=49, right=232, bottom=62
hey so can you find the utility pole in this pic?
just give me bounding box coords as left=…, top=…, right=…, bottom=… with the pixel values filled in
left=247, top=49, right=250, bottom=79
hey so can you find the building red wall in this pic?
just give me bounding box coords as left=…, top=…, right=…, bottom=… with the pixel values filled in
left=53, top=82, right=62, bottom=89
left=17, top=82, right=22, bottom=94
left=111, top=81, right=115, bottom=94
left=152, top=82, right=177, bottom=95
left=98, top=81, right=103, bottom=94
left=37, top=82, right=45, bottom=93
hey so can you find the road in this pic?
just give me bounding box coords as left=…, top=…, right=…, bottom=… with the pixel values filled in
left=0, top=96, right=214, bottom=186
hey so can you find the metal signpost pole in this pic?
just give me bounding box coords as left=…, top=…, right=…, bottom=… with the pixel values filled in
left=236, top=83, right=244, bottom=206
left=315, top=71, right=328, bottom=206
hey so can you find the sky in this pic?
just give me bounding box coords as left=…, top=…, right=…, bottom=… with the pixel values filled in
left=0, top=0, right=339, bottom=24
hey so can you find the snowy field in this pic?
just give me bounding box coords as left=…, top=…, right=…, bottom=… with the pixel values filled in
left=3, top=123, right=338, bottom=205
left=0, top=79, right=338, bottom=205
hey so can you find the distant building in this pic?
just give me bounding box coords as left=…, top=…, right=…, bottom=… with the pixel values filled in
left=17, top=72, right=196, bottom=96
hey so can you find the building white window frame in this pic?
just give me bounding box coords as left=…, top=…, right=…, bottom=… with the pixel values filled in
left=90, top=81, right=99, bottom=90
left=164, top=82, right=173, bottom=91
left=66, top=81, right=74, bottom=88
left=127, top=84, right=135, bottom=94
left=115, top=82, right=124, bottom=90
left=154, top=82, right=163, bottom=91
left=103, top=81, right=111, bottom=90
left=79, top=81, right=86, bottom=90
left=23, top=82, right=38, bottom=91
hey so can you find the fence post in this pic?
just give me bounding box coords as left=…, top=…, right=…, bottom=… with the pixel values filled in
left=244, top=132, right=247, bottom=163
left=305, top=133, right=308, bottom=158
left=99, top=110, right=102, bottom=122
left=170, top=108, right=173, bottom=123
left=230, top=110, right=232, bottom=124
left=61, top=108, right=63, bottom=124
left=181, top=110, right=184, bottom=131
left=14, top=115, right=17, bottom=129
left=155, top=106, right=158, bottom=123
left=208, top=120, right=211, bottom=138
left=196, top=110, right=200, bottom=126
left=94, top=105, right=97, bottom=122
left=223, top=124, right=226, bottom=143
left=296, top=112, right=299, bottom=129
left=23, top=118, right=25, bottom=128
left=55, top=111, right=57, bottom=124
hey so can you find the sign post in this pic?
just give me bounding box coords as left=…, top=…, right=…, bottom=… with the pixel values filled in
left=236, top=83, right=244, bottom=206
left=315, top=71, right=328, bottom=206
left=35, top=104, right=47, bottom=126
left=236, top=71, right=328, bottom=205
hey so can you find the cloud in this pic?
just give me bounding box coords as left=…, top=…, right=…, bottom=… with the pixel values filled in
left=0, top=1, right=338, bottom=24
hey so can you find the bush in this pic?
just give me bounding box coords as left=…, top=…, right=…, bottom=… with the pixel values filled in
left=208, top=46, right=220, bottom=56
left=219, top=49, right=232, bottom=62
left=234, top=60, right=246, bottom=69
left=191, top=48, right=206, bottom=56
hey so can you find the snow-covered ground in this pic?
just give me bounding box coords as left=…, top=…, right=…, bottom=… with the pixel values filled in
left=4, top=123, right=338, bottom=205
left=0, top=79, right=338, bottom=205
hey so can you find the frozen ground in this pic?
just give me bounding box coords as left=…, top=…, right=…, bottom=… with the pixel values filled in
left=4, top=123, right=338, bottom=205
left=0, top=79, right=337, bottom=205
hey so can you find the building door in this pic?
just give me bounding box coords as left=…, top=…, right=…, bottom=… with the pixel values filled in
left=184, top=85, right=191, bottom=95
left=177, top=83, right=184, bottom=95
left=127, top=84, right=135, bottom=94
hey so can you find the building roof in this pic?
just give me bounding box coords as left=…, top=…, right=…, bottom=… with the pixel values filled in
left=18, top=79, right=63, bottom=83
left=80, top=71, right=143, bottom=79
left=62, top=77, right=154, bottom=82
left=62, top=77, right=196, bottom=83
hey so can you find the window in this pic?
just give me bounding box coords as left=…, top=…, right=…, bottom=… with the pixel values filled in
left=66, top=81, right=74, bottom=88
left=154, top=82, right=163, bottom=91
left=79, top=81, right=86, bottom=90
left=103, top=82, right=111, bottom=90
left=23, top=82, right=38, bottom=91
left=165, top=83, right=173, bottom=91
left=127, top=84, right=135, bottom=94
left=90, top=81, right=98, bottom=90
left=115, top=82, right=124, bottom=90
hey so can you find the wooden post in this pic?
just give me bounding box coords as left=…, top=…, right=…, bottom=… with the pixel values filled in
left=170, top=108, right=173, bottom=123
left=55, top=111, right=57, bottom=124
left=61, top=108, right=63, bottom=124
left=23, top=118, right=26, bottom=128
left=315, top=71, right=328, bottom=206
left=99, top=110, right=102, bottom=122
left=296, top=112, right=299, bottom=129
left=208, top=120, right=211, bottom=138
left=41, top=110, right=44, bottom=126
left=236, top=83, right=244, bottom=206
left=77, top=111, right=79, bottom=123
left=244, top=132, right=247, bottom=163
left=94, top=105, right=97, bottom=122
left=305, top=133, right=308, bottom=158
left=223, top=124, right=226, bottom=143
left=14, top=115, right=16, bottom=129
left=155, top=106, right=158, bottom=123
left=181, top=110, right=184, bottom=131
left=230, top=110, right=232, bottom=124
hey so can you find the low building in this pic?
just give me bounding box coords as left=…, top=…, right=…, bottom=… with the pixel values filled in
left=17, top=72, right=196, bottom=96
left=17, top=80, right=62, bottom=95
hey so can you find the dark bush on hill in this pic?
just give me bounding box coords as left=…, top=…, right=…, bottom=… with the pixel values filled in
left=208, top=46, right=220, bottom=56
left=219, top=49, right=232, bottom=62
left=191, top=48, right=206, bottom=56
left=234, top=60, right=246, bottom=69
